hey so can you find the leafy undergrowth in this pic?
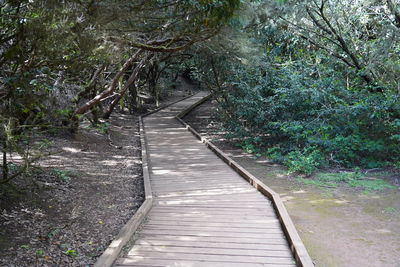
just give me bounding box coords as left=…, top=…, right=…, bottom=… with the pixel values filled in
left=297, top=171, right=397, bottom=192
left=239, top=143, right=398, bottom=192
left=184, top=99, right=399, bottom=193
left=214, top=51, right=400, bottom=174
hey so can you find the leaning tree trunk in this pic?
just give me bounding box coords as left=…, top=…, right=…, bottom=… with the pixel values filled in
left=128, top=79, right=138, bottom=113
left=387, top=0, right=400, bottom=28
left=2, top=139, right=8, bottom=181
left=75, top=65, right=105, bottom=102
left=102, top=56, right=147, bottom=119
left=148, top=62, right=161, bottom=106
left=72, top=50, right=143, bottom=122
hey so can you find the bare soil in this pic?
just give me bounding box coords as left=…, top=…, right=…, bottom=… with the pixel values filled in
left=184, top=99, right=400, bottom=267
left=0, top=86, right=193, bottom=267
left=1, top=114, right=143, bottom=267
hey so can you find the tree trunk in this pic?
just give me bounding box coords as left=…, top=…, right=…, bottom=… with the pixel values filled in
left=103, top=56, right=147, bottom=119
left=2, top=139, right=8, bottom=181
left=73, top=50, right=142, bottom=118
left=128, top=81, right=138, bottom=113
left=307, top=5, right=374, bottom=84
left=387, top=0, right=400, bottom=28
left=75, top=65, right=105, bottom=102
left=148, top=62, right=161, bottom=106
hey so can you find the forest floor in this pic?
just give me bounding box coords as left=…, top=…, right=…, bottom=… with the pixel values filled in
left=184, top=99, right=400, bottom=267
left=0, top=84, right=193, bottom=267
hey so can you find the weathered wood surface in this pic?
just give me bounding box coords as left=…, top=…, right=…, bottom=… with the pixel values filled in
left=116, top=92, right=297, bottom=266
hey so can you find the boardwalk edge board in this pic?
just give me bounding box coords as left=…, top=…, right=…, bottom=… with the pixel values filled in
left=94, top=94, right=194, bottom=267
left=176, top=93, right=314, bottom=267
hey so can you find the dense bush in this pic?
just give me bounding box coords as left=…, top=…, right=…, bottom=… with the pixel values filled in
left=188, top=0, right=400, bottom=174
left=217, top=58, right=400, bottom=173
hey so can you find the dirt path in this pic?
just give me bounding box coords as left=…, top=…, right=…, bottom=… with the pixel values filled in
left=1, top=113, right=144, bottom=266
left=0, top=87, right=193, bottom=266
left=184, top=100, right=400, bottom=267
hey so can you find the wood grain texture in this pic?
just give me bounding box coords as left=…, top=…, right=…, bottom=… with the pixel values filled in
left=116, top=92, right=305, bottom=266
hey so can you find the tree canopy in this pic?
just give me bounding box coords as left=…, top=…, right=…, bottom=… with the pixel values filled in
left=1, top=0, right=399, bottom=179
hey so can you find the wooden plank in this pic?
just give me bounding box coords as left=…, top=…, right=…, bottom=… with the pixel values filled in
left=129, top=244, right=293, bottom=258
left=135, top=234, right=289, bottom=245
left=154, top=200, right=270, bottom=206
left=154, top=188, right=259, bottom=198
left=154, top=197, right=267, bottom=203
left=119, top=252, right=296, bottom=265
left=150, top=205, right=274, bottom=211
left=144, top=220, right=281, bottom=229
left=115, top=258, right=296, bottom=267
left=144, top=216, right=281, bottom=224
left=145, top=213, right=278, bottom=221
left=153, top=194, right=267, bottom=202
left=147, top=207, right=277, bottom=215
left=139, top=229, right=285, bottom=239
left=150, top=179, right=243, bottom=185
left=94, top=199, right=152, bottom=267
left=133, top=239, right=289, bottom=251
left=142, top=225, right=283, bottom=234
left=149, top=176, right=243, bottom=182
left=145, top=223, right=281, bottom=231
left=150, top=185, right=249, bottom=192
left=174, top=95, right=314, bottom=267
left=148, top=208, right=277, bottom=217
left=94, top=115, right=157, bottom=267
left=154, top=205, right=271, bottom=210
left=116, top=93, right=310, bottom=267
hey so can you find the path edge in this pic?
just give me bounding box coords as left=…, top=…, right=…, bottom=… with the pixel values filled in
left=94, top=94, right=194, bottom=267
left=176, top=93, right=314, bottom=267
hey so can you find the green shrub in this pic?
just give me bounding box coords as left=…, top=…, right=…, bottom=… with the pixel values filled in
left=298, top=171, right=396, bottom=191
left=216, top=54, right=400, bottom=174
left=284, top=148, right=323, bottom=175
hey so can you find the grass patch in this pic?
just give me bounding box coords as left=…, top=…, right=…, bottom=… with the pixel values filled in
left=383, top=207, right=398, bottom=215
left=297, top=171, right=396, bottom=191
left=52, top=168, right=77, bottom=183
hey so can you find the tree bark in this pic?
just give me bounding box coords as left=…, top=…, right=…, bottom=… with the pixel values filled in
left=102, top=56, right=148, bottom=119
left=387, top=0, right=400, bottom=28
left=73, top=50, right=142, bottom=117
left=2, top=139, right=7, bottom=181
left=307, top=4, right=373, bottom=84
left=76, top=64, right=106, bottom=101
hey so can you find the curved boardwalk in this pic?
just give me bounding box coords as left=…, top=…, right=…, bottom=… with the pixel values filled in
left=116, top=93, right=297, bottom=266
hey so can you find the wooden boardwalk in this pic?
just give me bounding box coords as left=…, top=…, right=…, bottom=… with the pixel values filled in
left=115, top=93, right=301, bottom=266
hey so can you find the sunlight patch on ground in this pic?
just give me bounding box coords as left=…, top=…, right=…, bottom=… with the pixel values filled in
left=255, top=159, right=270, bottom=163
left=292, top=190, right=307, bottom=194
left=375, top=229, right=391, bottom=234
left=282, top=195, right=295, bottom=202
left=112, top=155, right=126, bottom=159
left=153, top=170, right=170, bottom=175
left=61, top=147, right=80, bottom=153
left=100, top=160, right=119, bottom=166
left=308, top=198, right=348, bottom=206
left=334, top=200, right=349, bottom=204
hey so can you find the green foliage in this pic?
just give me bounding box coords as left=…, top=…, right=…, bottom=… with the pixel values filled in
left=188, top=0, right=399, bottom=176
left=383, top=207, right=398, bottom=215
left=1, top=0, right=242, bottom=186
left=285, top=147, right=323, bottom=175
left=52, top=169, right=73, bottom=183
left=92, top=122, right=110, bottom=134
left=35, top=249, right=45, bottom=257
left=298, top=171, right=396, bottom=191
left=64, top=249, right=78, bottom=257
left=211, top=52, right=400, bottom=173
